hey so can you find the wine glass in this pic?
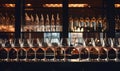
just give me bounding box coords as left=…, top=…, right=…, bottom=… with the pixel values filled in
left=45, top=37, right=55, bottom=62
left=19, top=38, right=25, bottom=62
left=31, top=38, right=39, bottom=62
left=109, top=38, right=118, bottom=62
left=90, top=38, right=99, bottom=62
left=94, top=38, right=103, bottom=62
left=0, top=39, right=6, bottom=61
left=103, top=38, right=111, bottom=62
left=12, top=38, right=21, bottom=61
left=113, top=38, right=120, bottom=62
left=22, top=39, right=30, bottom=62
left=4, top=39, right=11, bottom=62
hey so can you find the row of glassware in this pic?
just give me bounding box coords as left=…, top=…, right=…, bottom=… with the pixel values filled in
left=0, top=38, right=120, bottom=62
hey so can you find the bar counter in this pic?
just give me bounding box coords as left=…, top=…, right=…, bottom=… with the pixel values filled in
left=0, top=62, right=119, bottom=71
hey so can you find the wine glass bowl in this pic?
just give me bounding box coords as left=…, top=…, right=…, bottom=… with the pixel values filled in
left=30, top=38, right=40, bottom=62
left=45, top=47, right=55, bottom=62
left=89, top=47, right=99, bottom=62
left=65, top=47, right=79, bottom=62
left=55, top=47, right=65, bottom=62
left=99, top=47, right=108, bottom=62
left=21, top=39, right=30, bottom=62
left=80, top=47, right=89, bottom=62
left=36, top=47, right=45, bottom=61
left=108, top=48, right=117, bottom=62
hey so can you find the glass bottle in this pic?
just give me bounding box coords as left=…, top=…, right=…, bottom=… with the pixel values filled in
left=69, top=16, right=74, bottom=32
left=51, top=14, right=55, bottom=32
left=35, top=14, right=40, bottom=32
left=97, top=17, right=103, bottom=32
left=85, top=17, right=90, bottom=32
left=40, top=14, right=44, bottom=32
left=73, top=17, right=79, bottom=32
left=56, top=13, right=61, bottom=32
left=79, top=17, right=85, bottom=32
left=102, top=17, right=107, bottom=32
left=91, top=17, right=96, bottom=32
left=25, top=13, right=31, bottom=32
left=45, top=14, right=50, bottom=32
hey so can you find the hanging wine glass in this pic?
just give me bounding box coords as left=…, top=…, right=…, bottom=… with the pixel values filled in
left=36, top=38, right=45, bottom=61
left=12, top=38, right=21, bottom=62
left=18, top=38, right=26, bottom=62
left=22, top=39, right=30, bottom=62
left=0, top=39, right=7, bottom=62
left=4, top=39, right=11, bottom=62
left=31, top=38, right=39, bottom=62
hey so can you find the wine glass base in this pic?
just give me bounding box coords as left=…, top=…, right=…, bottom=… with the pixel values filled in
left=70, top=59, right=80, bottom=62
left=80, top=59, right=90, bottom=62
left=4, top=58, right=10, bottom=62
left=114, top=58, right=120, bottom=62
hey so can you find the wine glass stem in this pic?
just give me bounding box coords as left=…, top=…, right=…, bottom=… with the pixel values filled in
left=98, top=51, right=100, bottom=60
left=35, top=51, right=36, bottom=61
left=79, top=53, right=81, bottom=61
left=88, top=51, right=90, bottom=61
left=64, top=51, right=66, bottom=62
left=54, top=51, right=56, bottom=61
left=79, top=50, right=81, bottom=61
left=26, top=51, right=27, bottom=61
left=106, top=51, right=108, bottom=61
left=116, top=51, right=118, bottom=61
left=7, top=51, right=9, bottom=62
left=44, top=51, right=46, bottom=61
left=17, top=51, right=18, bottom=61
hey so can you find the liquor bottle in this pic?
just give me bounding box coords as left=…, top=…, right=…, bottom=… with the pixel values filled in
left=35, top=14, right=40, bottom=32
left=51, top=14, right=55, bottom=32
left=31, top=14, right=34, bottom=23
left=56, top=13, right=61, bottom=32
left=73, top=17, right=79, bottom=32
left=79, top=17, right=84, bottom=32
left=25, top=13, right=31, bottom=24
left=91, top=17, right=96, bottom=32
left=85, top=17, right=90, bottom=32
left=30, top=14, right=35, bottom=31
left=40, top=14, right=44, bottom=32
left=115, top=15, right=120, bottom=31
left=97, top=17, right=103, bottom=32
left=24, top=13, right=31, bottom=32
left=102, top=17, right=107, bottom=32
left=69, top=16, right=74, bottom=32
left=45, top=14, right=50, bottom=32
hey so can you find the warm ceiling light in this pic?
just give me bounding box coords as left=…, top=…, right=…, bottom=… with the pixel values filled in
left=3, top=3, right=32, bottom=7
left=43, top=4, right=62, bottom=7
left=3, top=4, right=15, bottom=7
left=69, top=4, right=88, bottom=7
left=26, top=4, right=32, bottom=7
left=115, top=4, right=120, bottom=8
left=43, top=4, right=89, bottom=8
